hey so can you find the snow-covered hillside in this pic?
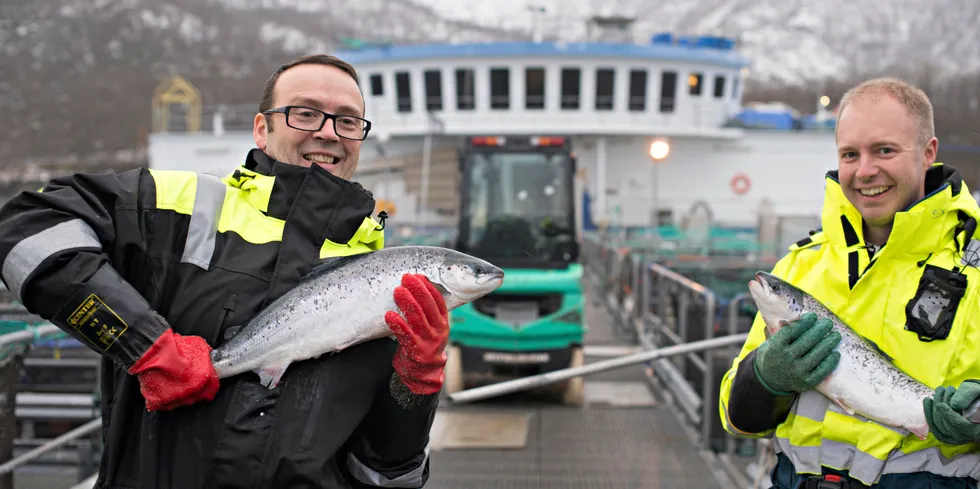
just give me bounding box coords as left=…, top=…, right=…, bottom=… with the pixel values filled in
left=1, top=0, right=976, bottom=161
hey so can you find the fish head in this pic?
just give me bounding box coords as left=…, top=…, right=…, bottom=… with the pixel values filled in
left=748, top=271, right=807, bottom=335
left=429, top=251, right=505, bottom=307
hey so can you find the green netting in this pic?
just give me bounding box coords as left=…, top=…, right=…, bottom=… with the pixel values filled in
left=0, top=320, right=41, bottom=336
left=386, top=233, right=453, bottom=247
left=586, top=231, right=770, bottom=313
left=583, top=225, right=780, bottom=257
left=383, top=224, right=455, bottom=247
left=662, top=262, right=763, bottom=310
left=0, top=320, right=67, bottom=361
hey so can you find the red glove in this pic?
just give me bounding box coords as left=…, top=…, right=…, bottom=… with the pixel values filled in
left=385, top=274, right=450, bottom=395
left=127, top=329, right=220, bottom=411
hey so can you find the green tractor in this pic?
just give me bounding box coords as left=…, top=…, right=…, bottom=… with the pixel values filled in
left=445, top=135, right=586, bottom=405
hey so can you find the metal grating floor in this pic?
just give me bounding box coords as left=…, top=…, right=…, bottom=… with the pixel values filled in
left=426, top=405, right=718, bottom=489
left=425, top=294, right=722, bottom=489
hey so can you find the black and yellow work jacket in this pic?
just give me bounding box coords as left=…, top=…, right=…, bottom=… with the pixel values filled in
left=0, top=148, right=438, bottom=489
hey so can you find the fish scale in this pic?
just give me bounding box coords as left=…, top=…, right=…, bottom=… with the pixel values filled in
left=749, top=271, right=980, bottom=440
left=210, top=245, right=504, bottom=389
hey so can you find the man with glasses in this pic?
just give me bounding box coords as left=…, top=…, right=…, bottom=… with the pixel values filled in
left=0, top=54, right=449, bottom=488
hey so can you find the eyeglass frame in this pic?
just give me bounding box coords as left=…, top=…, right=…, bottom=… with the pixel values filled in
left=261, top=105, right=372, bottom=141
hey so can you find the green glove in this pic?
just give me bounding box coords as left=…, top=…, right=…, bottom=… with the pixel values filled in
left=753, top=312, right=842, bottom=396
left=924, top=381, right=980, bottom=445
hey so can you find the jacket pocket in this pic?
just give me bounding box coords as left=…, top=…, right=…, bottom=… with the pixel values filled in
left=210, top=292, right=239, bottom=347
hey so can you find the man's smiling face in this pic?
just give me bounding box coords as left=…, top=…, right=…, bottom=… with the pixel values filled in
left=836, top=93, right=935, bottom=233
left=252, top=63, right=365, bottom=180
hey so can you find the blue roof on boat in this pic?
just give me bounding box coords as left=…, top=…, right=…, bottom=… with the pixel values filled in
left=333, top=39, right=751, bottom=69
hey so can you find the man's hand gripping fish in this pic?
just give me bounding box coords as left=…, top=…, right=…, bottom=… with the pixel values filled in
left=748, top=271, right=980, bottom=440
left=210, top=245, right=504, bottom=389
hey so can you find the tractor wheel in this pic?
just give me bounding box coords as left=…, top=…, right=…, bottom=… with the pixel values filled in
left=443, top=345, right=464, bottom=395
left=560, top=346, right=585, bottom=406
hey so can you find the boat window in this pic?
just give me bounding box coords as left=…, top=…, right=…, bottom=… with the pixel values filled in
left=490, top=67, right=510, bottom=110
left=660, top=71, right=677, bottom=113
left=455, top=68, right=475, bottom=110
left=628, top=69, right=647, bottom=112
left=560, top=67, right=580, bottom=110
left=595, top=68, right=615, bottom=111
left=525, top=67, right=546, bottom=110
left=424, top=69, right=442, bottom=111
left=395, top=71, right=411, bottom=113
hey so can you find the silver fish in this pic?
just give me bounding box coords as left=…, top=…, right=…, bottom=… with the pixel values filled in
left=748, top=271, right=980, bottom=440
left=210, top=245, right=505, bottom=389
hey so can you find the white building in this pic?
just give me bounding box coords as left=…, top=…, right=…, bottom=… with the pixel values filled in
left=148, top=24, right=837, bottom=248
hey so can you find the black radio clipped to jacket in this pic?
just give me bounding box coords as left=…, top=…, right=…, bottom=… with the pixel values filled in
left=905, top=264, right=968, bottom=342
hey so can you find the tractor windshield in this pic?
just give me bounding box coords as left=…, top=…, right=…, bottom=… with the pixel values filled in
left=458, top=149, right=577, bottom=267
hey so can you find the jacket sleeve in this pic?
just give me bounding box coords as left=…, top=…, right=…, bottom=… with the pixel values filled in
left=718, top=257, right=798, bottom=437
left=344, top=372, right=439, bottom=488
left=0, top=169, right=170, bottom=369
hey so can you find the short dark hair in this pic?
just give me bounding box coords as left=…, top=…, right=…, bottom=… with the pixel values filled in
left=258, top=54, right=362, bottom=114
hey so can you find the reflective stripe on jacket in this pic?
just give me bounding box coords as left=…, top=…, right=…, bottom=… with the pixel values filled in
left=0, top=148, right=436, bottom=489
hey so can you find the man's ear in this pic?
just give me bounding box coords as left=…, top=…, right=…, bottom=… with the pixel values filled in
left=923, top=136, right=939, bottom=168
left=253, top=113, right=268, bottom=150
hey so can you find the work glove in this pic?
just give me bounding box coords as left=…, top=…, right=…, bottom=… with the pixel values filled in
left=924, top=381, right=980, bottom=445
left=385, top=273, right=450, bottom=395
left=127, top=319, right=220, bottom=412
left=753, top=312, right=842, bottom=396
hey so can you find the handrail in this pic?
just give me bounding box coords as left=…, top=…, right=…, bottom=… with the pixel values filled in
left=649, top=262, right=713, bottom=296
left=649, top=262, right=718, bottom=445
left=579, top=237, right=773, bottom=484
left=0, top=417, right=101, bottom=475
left=448, top=333, right=749, bottom=404
left=0, top=323, right=61, bottom=348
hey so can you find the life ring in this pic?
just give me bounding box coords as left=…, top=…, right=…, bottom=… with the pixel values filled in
left=730, top=174, right=751, bottom=195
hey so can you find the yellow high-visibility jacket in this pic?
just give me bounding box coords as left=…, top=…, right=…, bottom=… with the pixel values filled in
left=719, top=163, right=980, bottom=485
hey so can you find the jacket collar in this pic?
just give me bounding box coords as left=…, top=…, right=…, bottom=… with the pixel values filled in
left=222, top=148, right=378, bottom=245
left=821, top=163, right=979, bottom=257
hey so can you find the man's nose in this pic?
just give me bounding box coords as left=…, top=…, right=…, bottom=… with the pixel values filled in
left=854, top=155, right=878, bottom=180
left=314, top=119, right=340, bottom=141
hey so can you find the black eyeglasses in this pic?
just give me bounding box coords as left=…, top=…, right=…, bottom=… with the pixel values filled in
left=262, top=105, right=372, bottom=141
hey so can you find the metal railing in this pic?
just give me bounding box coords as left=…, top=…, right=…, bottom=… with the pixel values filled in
left=0, top=418, right=101, bottom=477
left=0, top=324, right=61, bottom=349
left=645, top=262, right=717, bottom=435
left=580, top=232, right=776, bottom=488
left=0, top=315, right=102, bottom=488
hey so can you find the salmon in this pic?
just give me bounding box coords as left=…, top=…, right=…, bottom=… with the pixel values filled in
left=210, top=246, right=504, bottom=389
left=748, top=271, right=962, bottom=440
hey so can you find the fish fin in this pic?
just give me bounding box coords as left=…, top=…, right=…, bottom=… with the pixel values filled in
left=861, top=337, right=894, bottom=363
left=762, top=318, right=792, bottom=339
left=778, top=317, right=801, bottom=327
left=302, top=254, right=370, bottom=281
left=222, top=325, right=243, bottom=342
left=963, top=398, right=980, bottom=423
left=432, top=283, right=451, bottom=301
left=907, top=424, right=929, bottom=440
left=832, top=395, right=856, bottom=416
left=255, top=363, right=290, bottom=389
